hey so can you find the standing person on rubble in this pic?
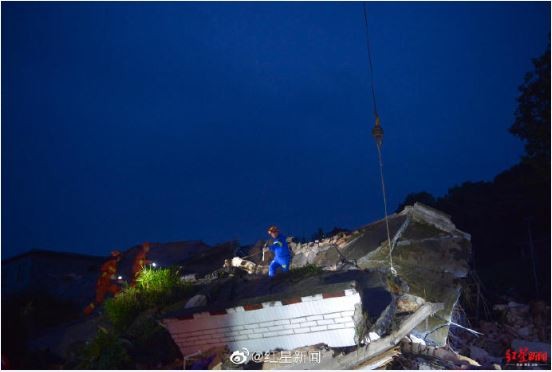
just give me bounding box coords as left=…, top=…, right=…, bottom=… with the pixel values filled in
left=83, top=250, right=122, bottom=316
left=264, top=226, right=292, bottom=278
left=130, top=242, right=152, bottom=286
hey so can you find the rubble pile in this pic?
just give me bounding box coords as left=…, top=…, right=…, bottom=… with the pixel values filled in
left=288, top=203, right=472, bottom=347
left=161, top=203, right=494, bottom=369
left=21, top=203, right=550, bottom=369
left=443, top=300, right=552, bottom=368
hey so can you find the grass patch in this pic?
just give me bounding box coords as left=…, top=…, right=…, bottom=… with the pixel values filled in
left=104, top=266, right=192, bottom=331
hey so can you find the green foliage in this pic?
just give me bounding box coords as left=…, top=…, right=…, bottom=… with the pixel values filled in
left=75, top=327, right=131, bottom=369
left=104, top=286, right=144, bottom=332
left=136, top=267, right=185, bottom=306
left=104, top=267, right=192, bottom=331
left=73, top=267, right=191, bottom=368
left=510, top=46, right=550, bottom=163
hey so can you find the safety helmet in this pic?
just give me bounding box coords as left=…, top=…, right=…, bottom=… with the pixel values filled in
left=267, top=225, right=279, bottom=234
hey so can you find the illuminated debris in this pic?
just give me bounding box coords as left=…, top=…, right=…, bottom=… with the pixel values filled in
left=185, top=294, right=207, bottom=309
left=289, top=202, right=472, bottom=346
left=160, top=271, right=393, bottom=356
left=157, top=203, right=473, bottom=368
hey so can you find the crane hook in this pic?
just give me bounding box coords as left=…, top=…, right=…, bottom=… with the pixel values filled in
left=372, top=115, right=384, bottom=147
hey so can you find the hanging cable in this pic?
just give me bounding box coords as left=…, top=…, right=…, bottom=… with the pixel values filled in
left=362, top=2, right=396, bottom=276
left=362, top=2, right=379, bottom=118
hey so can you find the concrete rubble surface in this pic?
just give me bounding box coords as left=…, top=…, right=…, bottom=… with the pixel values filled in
left=160, top=203, right=514, bottom=369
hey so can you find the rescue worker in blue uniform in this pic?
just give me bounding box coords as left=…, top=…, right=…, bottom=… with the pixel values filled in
left=264, top=225, right=291, bottom=278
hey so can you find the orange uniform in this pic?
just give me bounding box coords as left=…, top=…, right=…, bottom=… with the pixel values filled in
left=130, top=242, right=151, bottom=286
left=83, top=251, right=121, bottom=316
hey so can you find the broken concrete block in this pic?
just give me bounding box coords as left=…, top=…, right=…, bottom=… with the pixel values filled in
left=161, top=271, right=392, bottom=357
left=397, top=294, right=426, bottom=313
left=289, top=203, right=471, bottom=347
left=185, top=294, right=207, bottom=309
left=181, top=274, right=197, bottom=282
left=163, top=288, right=360, bottom=355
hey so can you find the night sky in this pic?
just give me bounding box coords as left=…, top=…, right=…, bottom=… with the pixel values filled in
left=2, top=2, right=550, bottom=259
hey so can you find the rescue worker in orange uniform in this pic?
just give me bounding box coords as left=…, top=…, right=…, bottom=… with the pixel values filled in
left=83, top=250, right=122, bottom=316
left=130, top=242, right=152, bottom=286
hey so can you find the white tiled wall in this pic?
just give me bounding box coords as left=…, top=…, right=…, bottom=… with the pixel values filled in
left=163, top=290, right=362, bottom=356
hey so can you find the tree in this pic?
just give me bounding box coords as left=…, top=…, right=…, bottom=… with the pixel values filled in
left=509, top=46, right=550, bottom=164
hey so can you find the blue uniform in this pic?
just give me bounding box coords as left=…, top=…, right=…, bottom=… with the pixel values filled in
left=268, top=234, right=291, bottom=278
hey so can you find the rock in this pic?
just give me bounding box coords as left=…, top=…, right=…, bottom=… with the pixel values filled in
left=184, top=294, right=207, bottom=308
left=397, top=294, right=426, bottom=313
left=367, top=332, right=381, bottom=342
left=181, top=274, right=197, bottom=282
left=407, top=334, right=426, bottom=345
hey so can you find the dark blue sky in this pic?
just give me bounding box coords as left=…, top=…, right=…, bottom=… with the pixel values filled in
left=2, top=2, right=550, bottom=259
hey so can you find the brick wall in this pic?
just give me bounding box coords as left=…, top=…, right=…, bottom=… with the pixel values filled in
left=162, top=288, right=362, bottom=356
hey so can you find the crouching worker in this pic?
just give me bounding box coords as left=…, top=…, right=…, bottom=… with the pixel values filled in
left=264, top=225, right=291, bottom=278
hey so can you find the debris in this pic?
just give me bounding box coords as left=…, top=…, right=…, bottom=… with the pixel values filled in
left=301, top=302, right=444, bottom=369
left=161, top=273, right=388, bottom=356
left=290, top=203, right=472, bottom=347
left=401, top=339, right=481, bottom=368
left=355, top=347, right=401, bottom=370
left=181, top=274, right=197, bottom=282
left=183, top=346, right=228, bottom=370
left=225, top=256, right=266, bottom=275
left=367, top=332, right=381, bottom=342
left=185, top=295, right=207, bottom=309
left=397, top=293, right=426, bottom=313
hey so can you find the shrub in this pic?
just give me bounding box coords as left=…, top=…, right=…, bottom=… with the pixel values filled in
left=104, top=267, right=192, bottom=330
left=136, top=267, right=189, bottom=307
left=104, top=286, right=144, bottom=332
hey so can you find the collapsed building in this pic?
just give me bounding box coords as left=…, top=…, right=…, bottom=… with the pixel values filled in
left=23, top=202, right=549, bottom=369
left=159, top=203, right=480, bottom=369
